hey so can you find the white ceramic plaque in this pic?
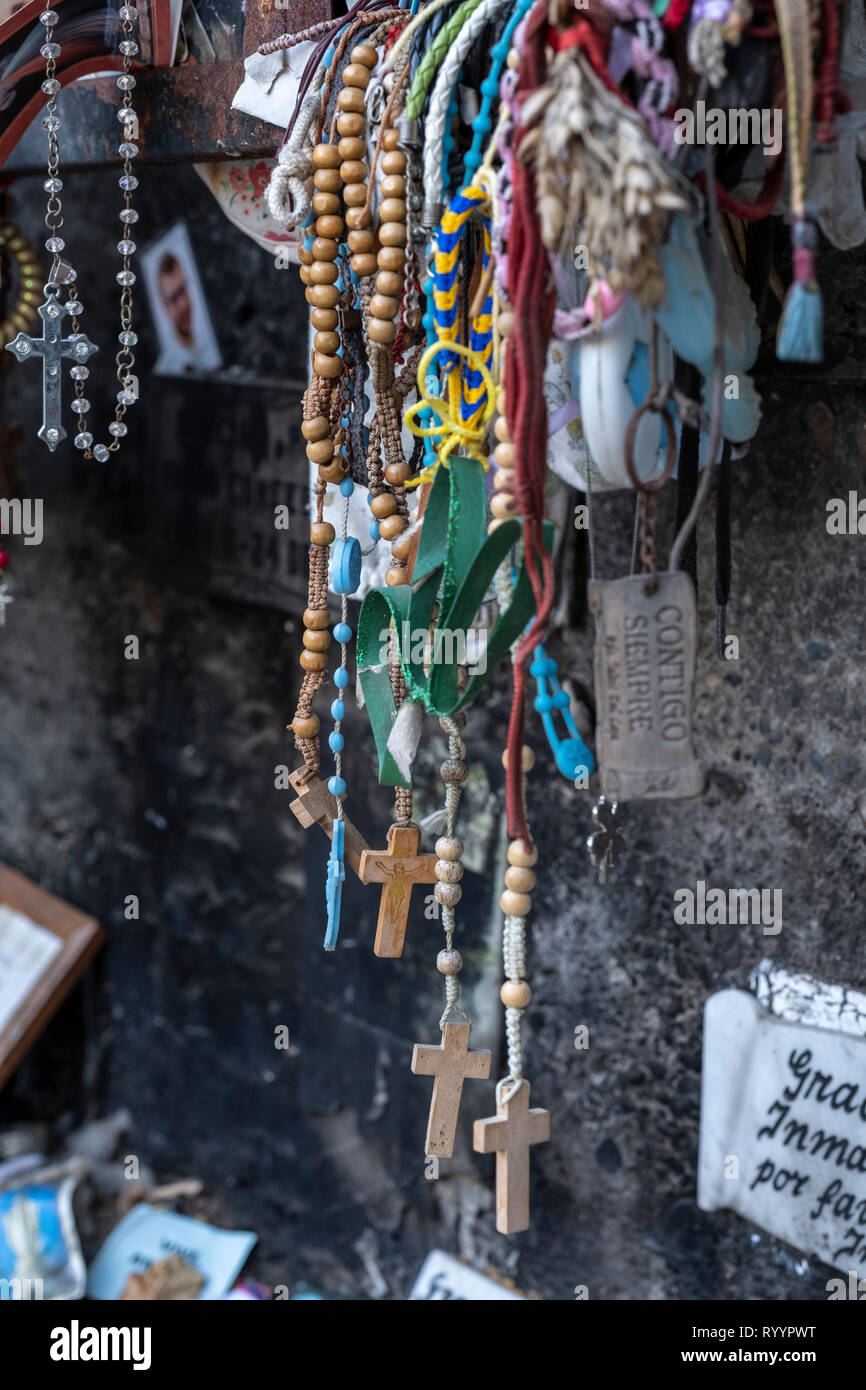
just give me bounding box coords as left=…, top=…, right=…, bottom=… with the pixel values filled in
left=699, top=988, right=866, bottom=1276
left=409, top=1250, right=525, bottom=1300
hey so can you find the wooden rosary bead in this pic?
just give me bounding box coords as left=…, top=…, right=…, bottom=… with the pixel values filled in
left=351, top=43, right=377, bottom=68
left=492, top=474, right=515, bottom=496
left=377, top=245, right=405, bottom=273
left=435, top=859, right=463, bottom=883
left=494, top=414, right=511, bottom=442
left=390, top=533, right=413, bottom=561
left=343, top=183, right=367, bottom=208
left=490, top=492, right=519, bottom=521
left=348, top=229, right=374, bottom=253
left=370, top=492, right=397, bottom=519
left=301, top=416, right=330, bottom=442
left=379, top=222, right=407, bottom=247
left=501, top=980, right=532, bottom=1009
left=376, top=271, right=403, bottom=300
left=385, top=565, right=406, bottom=586
left=313, top=352, right=342, bottom=379
left=337, top=111, right=365, bottom=137
left=369, top=318, right=398, bottom=344
left=314, top=331, right=340, bottom=355
left=351, top=254, right=378, bottom=277
left=499, top=310, right=515, bottom=337
left=306, top=438, right=333, bottom=465
left=384, top=460, right=410, bottom=485
left=507, top=840, right=538, bottom=869
left=306, top=284, right=339, bottom=309
left=338, top=136, right=366, bottom=161
left=494, top=440, right=516, bottom=467
left=303, top=607, right=330, bottom=630
left=318, top=461, right=346, bottom=484
left=380, top=173, right=406, bottom=198
left=500, top=889, right=532, bottom=917
left=313, top=143, right=340, bottom=169
left=298, top=245, right=313, bottom=266
left=315, top=217, right=343, bottom=241
left=312, top=191, right=341, bottom=216
left=339, top=159, right=367, bottom=185
left=342, top=62, right=371, bottom=88
left=299, top=265, right=311, bottom=286
left=292, top=714, right=320, bottom=739
left=310, top=521, right=336, bottom=546
left=379, top=198, right=406, bottom=223
left=309, top=260, right=338, bottom=286
left=505, top=866, right=536, bottom=893
left=303, top=628, right=331, bottom=653
left=310, top=308, right=338, bottom=332
left=337, top=86, right=365, bottom=114
left=381, top=127, right=400, bottom=150
left=501, top=745, right=536, bottom=773
left=435, top=836, right=463, bottom=860
left=434, top=881, right=462, bottom=909
left=378, top=514, right=406, bottom=542
left=370, top=292, right=400, bottom=319
left=313, top=168, right=342, bottom=195
left=436, top=948, right=463, bottom=976
left=440, top=758, right=468, bottom=785
left=312, top=237, right=339, bottom=262
left=381, top=150, right=406, bottom=176
left=300, top=649, right=328, bottom=672
left=345, top=206, right=371, bottom=231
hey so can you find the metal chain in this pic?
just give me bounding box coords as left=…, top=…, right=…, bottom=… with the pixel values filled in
left=39, top=1, right=141, bottom=461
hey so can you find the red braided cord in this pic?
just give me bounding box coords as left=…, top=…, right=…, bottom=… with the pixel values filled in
left=504, top=1, right=557, bottom=846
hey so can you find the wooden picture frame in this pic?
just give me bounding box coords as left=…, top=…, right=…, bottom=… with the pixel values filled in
left=0, top=863, right=103, bottom=1090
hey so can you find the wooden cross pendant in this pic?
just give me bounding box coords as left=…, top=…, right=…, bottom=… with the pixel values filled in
left=6, top=286, right=97, bottom=451
left=473, top=1081, right=550, bottom=1234
left=411, top=1020, right=491, bottom=1158
left=288, top=768, right=368, bottom=875
left=358, top=824, right=437, bottom=958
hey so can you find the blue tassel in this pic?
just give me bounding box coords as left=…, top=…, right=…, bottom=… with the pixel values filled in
left=777, top=280, right=824, bottom=363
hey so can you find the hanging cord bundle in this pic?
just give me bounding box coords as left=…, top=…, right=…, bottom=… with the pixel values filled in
left=502, top=0, right=558, bottom=846
left=775, top=0, right=822, bottom=363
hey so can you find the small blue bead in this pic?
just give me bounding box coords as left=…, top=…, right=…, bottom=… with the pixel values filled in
left=334, top=622, right=352, bottom=644
left=334, top=667, right=350, bottom=689
left=530, top=660, right=546, bottom=679
left=492, top=42, right=509, bottom=60
left=534, top=694, right=554, bottom=713
left=331, top=699, right=345, bottom=720
left=369, top=521, right=380, bottom=541
left=465, top=153, right=481, bottom=172
left=329, top=731, right=345, bottom=753
left=541, top=659, right=557, bottom=677
left=481, top=76, right=499, bottom=98
left=552, top=690, right=570, bottom=710
left=328, top=776, right=347, bottom=796
left=340, top=477, right=354, bottom=497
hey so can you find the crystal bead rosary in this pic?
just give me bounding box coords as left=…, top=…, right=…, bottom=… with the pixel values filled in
left=5, top=1, right=142, bottom=457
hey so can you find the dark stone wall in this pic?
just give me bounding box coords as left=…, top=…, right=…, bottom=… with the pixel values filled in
left=1, top=151, right=864, bottom=1301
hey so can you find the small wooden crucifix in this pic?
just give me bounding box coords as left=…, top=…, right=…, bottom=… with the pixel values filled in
left=412, top=1020, right=491, bottom=1158
left=288, top=768, right=368, bottom=875
left=473, top=1080, right=550, bottom=1234
left=359, top=824, right=437, bottom=958
left=6, top=286, right=97, bottom=451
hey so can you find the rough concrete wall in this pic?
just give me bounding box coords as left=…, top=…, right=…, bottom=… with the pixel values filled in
left=0, top=159, right=863, bottom=1301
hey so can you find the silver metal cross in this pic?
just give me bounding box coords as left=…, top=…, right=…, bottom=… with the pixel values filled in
left=5, top=284, right=98, bottom=452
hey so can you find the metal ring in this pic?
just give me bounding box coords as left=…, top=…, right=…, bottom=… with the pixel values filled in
left=624, top=398, right=677, bottom=494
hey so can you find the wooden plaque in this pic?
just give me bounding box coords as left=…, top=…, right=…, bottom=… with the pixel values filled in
left=0, top=863, right=103, bottom=1090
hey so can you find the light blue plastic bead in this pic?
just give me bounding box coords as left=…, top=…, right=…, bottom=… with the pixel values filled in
left=331, top=699, right=345, bottom=720
left=552, top=690, right=570, bottom=710
left=334, top=622, right=352, bottom=644
left=340, top=477, right=354, bottom=497
left=328, top=776, right=346, bottom=796
left=530, top=659, right=547, bottom=679
left=329, top=731, right=345, bottom=753
left=534, top=694, right=554, bottom=713
left=334, top=667, right=350, bottom=689
left=369, top=521, right=380, bottom=541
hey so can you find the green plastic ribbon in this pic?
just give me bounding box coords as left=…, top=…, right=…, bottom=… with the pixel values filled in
left=357, top=456, right=553, bottom=786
